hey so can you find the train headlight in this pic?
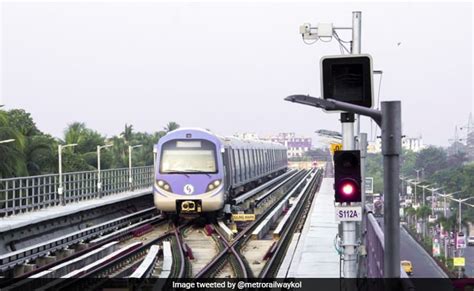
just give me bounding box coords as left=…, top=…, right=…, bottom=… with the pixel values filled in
left=207, top=180, right=222, bottom=191
left=156, top=180, right=172, bottom=192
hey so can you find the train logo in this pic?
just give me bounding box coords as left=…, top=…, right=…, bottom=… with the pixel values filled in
left=184, top=184, right=194, bottom=195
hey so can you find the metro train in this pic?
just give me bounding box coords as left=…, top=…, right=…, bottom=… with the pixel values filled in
left=153, top=128, right=287, bottom=216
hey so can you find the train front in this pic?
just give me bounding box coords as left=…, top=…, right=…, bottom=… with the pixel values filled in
left=153, top=128, right=225, bottom=215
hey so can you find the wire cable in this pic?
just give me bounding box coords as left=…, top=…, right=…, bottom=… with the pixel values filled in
left=333, top=32, right=351, bottom=54
left=302, top=35, right=318, bottom=45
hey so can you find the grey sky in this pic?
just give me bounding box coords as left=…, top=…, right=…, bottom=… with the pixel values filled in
left=1, top=2, right=472, bottom=147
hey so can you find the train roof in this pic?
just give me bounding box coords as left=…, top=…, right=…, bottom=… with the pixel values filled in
left=164, top=127, right=286, bottom=150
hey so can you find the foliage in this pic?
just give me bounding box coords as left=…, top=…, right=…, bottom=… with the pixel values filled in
left=365, top=153, right=383, bottom=194
left=0, top=107, right=180, bottom=178
left=414, top=146, right=447, bottom=179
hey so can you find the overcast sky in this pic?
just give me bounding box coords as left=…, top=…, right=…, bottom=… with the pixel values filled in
left=1, top=1, right=472, bottom=147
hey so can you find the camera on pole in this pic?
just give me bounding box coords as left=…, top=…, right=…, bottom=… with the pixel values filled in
left=334, top=150, right=362, bottom=203
left=321, top=54, right=373, bottom=109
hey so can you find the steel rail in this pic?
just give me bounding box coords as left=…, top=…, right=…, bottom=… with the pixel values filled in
left=259, top=169, right=321, bottom=277
left=195, top=169, right=320, bottom=278
left=0, top=207, right=159, bottom=272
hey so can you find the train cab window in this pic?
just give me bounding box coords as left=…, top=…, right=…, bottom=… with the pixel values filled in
left=160, top=139, right=217, bottom=174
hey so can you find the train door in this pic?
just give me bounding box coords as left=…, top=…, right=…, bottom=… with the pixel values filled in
left=225, top=148, right=234, bottom=187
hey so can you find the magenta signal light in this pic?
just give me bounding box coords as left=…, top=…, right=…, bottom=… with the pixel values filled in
left=342, top=183, right=354, bottom=195
left=334, top=150, right=361, bottom=203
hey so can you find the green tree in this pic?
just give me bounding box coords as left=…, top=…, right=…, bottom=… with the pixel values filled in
left=0, top=110, right=27, bottom=177
left=415, top=146, right=447, bottom=179
left=164, top=122, right=180, bottom=133
left=365, top=153, right=383, bottom=194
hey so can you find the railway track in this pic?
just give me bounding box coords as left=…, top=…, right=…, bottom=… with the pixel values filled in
left=0, top=166, right=323, bottom=287
left=194, top=168, right=322, bottom=279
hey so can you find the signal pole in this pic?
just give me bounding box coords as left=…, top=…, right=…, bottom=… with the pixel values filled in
left=340, top=11, right=362, bottom=279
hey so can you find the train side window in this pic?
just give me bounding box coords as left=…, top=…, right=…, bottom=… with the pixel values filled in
left=239, top=149, right=245, bottom=181
left=252, top=149, right=256, bottom=177
left=248, top=149, right=252, bottom=179
left=234, top=149, right=241, bottom=183
left=263, top=150, right=268, bottom=174
left=271, top=149, right=274, bottom=170
left=244, top=149, right=249, bottom=181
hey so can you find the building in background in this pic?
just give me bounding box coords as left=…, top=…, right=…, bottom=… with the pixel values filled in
left=233, top=132, right=259, bottom=140
left=368, top=135, right=425, bottom=154
left=265, top=133, right=312, bottom=158
left=233, top=132, right=312, bottom=158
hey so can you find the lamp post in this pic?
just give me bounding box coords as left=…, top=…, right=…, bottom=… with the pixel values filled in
left=438, top=191, right=463, bottom=217
left=410, top=180, right=421, bottom=208
left=420, top=184, right=431, bottom=207
left=427, top=186, right=444, bottom=215
left=448, top=196, right=474, bottom=233
left=58, top=143, right=78, bottom=205
left=128, top=144, right=143, bottom=189
left=97, top=144, right=112, bottom=198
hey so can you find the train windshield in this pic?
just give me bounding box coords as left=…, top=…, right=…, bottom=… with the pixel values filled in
left=160, top=139, right=217, bottom=174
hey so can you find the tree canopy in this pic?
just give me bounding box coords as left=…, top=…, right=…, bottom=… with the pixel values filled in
left=0, top=108, right=180, bottom=178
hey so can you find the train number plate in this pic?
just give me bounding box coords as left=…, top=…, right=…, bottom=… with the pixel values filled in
left=335, top=206, right=362, bottom=222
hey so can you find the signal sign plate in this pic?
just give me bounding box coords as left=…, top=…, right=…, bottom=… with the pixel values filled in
left=335, top=206, right=362, bottom=222
left=330, top=143, right=342, bottom=155
left=232, top=214, right=256, bottom=221
left=453, top=257, right=465, bottom=267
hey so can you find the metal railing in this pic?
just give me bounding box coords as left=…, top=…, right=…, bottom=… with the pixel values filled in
left=0, top=166, right=154, bottom=217
left=365, top=206, right=411, bottom=280
left=366, top=211, right=385, bottom=278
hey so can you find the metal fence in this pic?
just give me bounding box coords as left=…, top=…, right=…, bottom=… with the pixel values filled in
left=0, top=166, right=154, bottom=217
left=365, top=208, right=411, bottom=281
left=366, top=212, right=385, bottom=278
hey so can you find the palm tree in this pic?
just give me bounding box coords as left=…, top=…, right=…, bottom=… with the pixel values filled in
left=164, top=122, right=179, bottom=133
left=405, top=206, right=417, bottom=227
left=63, top=122, right=88, bottom=145
left=0, top=111, right=27, bottom=177
left=417, top=205, right=432, bottom=237
left=121, top=124, right=134, bottom=143
left=24, top=135, right=56, bottom=175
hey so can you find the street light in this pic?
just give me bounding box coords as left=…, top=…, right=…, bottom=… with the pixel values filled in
left=409, top=180, right=422, bottom=208
left=128, top=144, right=143, bottom=189
left=447, top=196, right=474, bottom=233
left=420, top=184, right=431, bottom=206
left=58, top=143, right=78, bottom=205
left=97, top=144, right=113, bottom=198
left=415, top=168, right=424, bottom=181
left=427, top=186, right=444, bottom=215
left=438, top=191, right=463, bottom=217
left=0, top=139, right=15, bottom=144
